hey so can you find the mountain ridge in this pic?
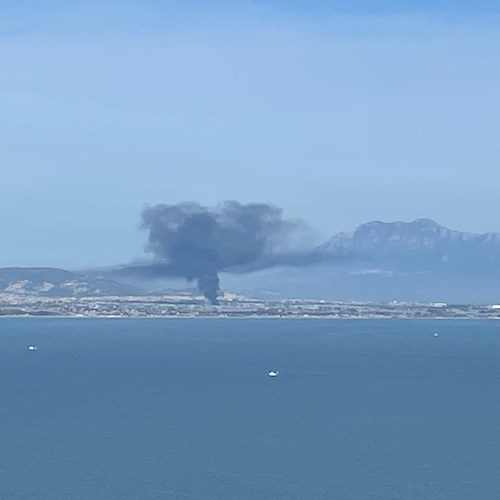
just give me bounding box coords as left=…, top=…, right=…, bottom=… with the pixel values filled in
left=224, top=218, right=500, bottom=303
left=1, top=218, right=499, bottom=302
left=0, top=267, right=145, bottom=297
left=318, top=218, right=500, bottom=274
left=321, top=218, right=500, bottom=254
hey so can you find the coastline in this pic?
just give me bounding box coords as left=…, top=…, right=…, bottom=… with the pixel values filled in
left=0, top=314, right=499, bottom=320
left=1, top=294, right=499, bottom=320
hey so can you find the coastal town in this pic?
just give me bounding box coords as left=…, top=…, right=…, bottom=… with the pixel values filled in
left=1, top=292, right=500, bottom=319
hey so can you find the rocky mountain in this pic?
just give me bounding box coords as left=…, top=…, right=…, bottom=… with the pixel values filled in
left=223, top=219, right=500, bottom=303
left=0, top=267, right=145, bottom=297
left=319, top=218, right=500, bottom=271
left=2, top=219, right=499, bottom=303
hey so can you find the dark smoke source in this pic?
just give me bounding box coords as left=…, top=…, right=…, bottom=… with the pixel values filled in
left=140, top=201, right=315, bottom=304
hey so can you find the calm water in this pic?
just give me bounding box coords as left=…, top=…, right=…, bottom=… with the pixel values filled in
left=1, top=318, right=500, bottom=499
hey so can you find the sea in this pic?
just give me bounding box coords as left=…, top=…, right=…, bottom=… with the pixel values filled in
left=1, top=318, right=500, bottom=499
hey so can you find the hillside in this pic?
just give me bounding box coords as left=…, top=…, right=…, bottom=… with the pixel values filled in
left=223, top=219, right=500, bottom=303
left=0, top=267, right=145, bottom=297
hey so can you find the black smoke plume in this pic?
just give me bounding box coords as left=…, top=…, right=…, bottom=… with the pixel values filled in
left=128, top=201, right=324, bottom=304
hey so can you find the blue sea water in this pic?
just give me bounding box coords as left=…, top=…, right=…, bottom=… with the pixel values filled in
left=1, top=318, right=500, bottom=499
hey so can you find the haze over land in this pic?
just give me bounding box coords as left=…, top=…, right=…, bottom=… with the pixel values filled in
left=224, top=218, right=500, bottom=303
left=2, top=217, right=499, bottom=304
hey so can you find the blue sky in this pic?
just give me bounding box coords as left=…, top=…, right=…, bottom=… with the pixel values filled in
left=1, top=1, right=500, bottom=268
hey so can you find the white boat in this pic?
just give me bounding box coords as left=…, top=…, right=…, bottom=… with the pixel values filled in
left=28, top=345, right=38, bottom=351
left=433, top=333, right=439, bottom=337
left=268, top=370, right=279, bottom=377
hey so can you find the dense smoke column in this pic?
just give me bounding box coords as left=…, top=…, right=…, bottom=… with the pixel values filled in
left=139, top=201, right=316, bottom=303
left=197, top=274, right=221, bottom=305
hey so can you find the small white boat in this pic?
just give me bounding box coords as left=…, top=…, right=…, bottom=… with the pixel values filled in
left=433, top=333, right=439, bottom=338
left=28, top=345, right=38, bottom=351
left=268, top=370, right=279, bottom=377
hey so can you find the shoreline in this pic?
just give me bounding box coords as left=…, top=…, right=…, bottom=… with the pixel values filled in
left=0, top=314, right=499, bottom=320
left=1, top=295, right=499, bottom=320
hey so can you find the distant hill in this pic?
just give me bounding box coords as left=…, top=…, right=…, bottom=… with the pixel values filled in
left=0, top=267, right=146, bottom=297
left=222, top=219, right=500, bottom=303
left=318, top=218, right=500, bottom=271
left=2, top=219, right=500, bottom=303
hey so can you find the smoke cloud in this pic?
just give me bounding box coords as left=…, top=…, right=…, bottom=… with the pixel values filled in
left=127, top=201, right=326, bottom=304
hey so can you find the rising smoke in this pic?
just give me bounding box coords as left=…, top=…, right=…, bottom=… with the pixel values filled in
left=128, top=201, right=325, bottom=304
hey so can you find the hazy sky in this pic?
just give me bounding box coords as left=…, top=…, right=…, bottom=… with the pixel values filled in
left=2, top=0, right=500, bottom=268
